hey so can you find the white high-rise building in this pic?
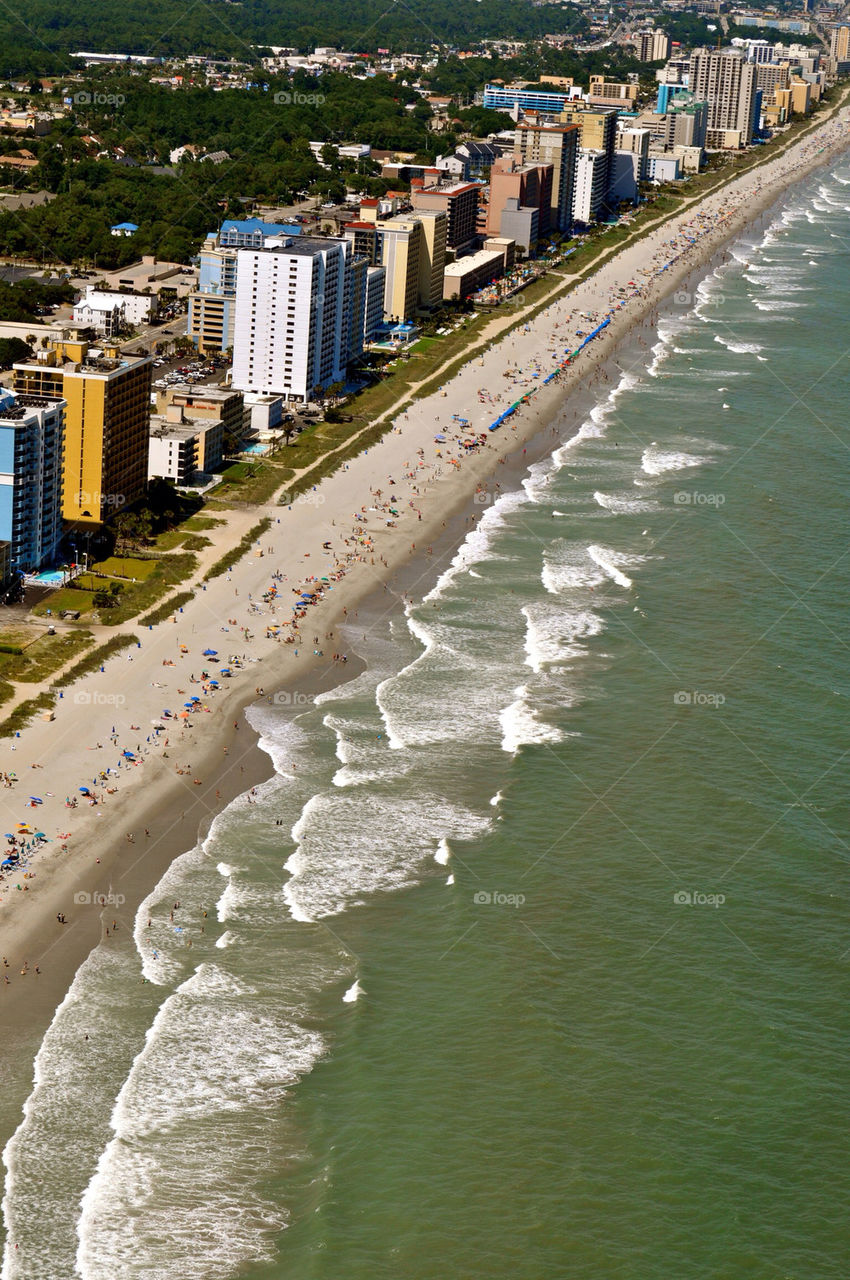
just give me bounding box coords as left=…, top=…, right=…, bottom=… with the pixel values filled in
left=573, top=150, right=608, bottom=225
left=232, top=237, right=357, bottom=402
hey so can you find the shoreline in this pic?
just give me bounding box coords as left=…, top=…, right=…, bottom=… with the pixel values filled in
left=0, top=103, right=848, bottom=1142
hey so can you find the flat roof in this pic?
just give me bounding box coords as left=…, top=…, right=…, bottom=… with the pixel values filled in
left=165, top=384, right=240, bottom=402
left=444, top=248, right=504, bottom=277
left=415, top=181, right=479, bottom=195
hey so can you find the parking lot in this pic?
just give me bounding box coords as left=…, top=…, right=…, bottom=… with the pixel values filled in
left=151, top=353, right=230, bottom=389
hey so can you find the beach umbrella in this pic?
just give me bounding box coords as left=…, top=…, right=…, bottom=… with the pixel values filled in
left=180, top=710, right=190, bottom=719
left=29, top=796, right=42, bottom=803
left=78, top=787, right=89, bottom=794
left=202, top=649, right=218, bottom=656
left=184, top=702, right=194, bottom=709
left=123, top=750, right=135, bottom=759
left=191, top=696, right=201, bottom=703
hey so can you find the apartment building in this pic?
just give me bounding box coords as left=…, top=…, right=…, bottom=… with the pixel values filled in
left=514, top=122, right=580, bottom=233
left=0, top=391, right=64, bottom=571
left=410, top=181, right=479, bottom=255
left=14, top=343, right=152, bottom=527
left=231, top=237, right=355, bottom=402
left=188, top=220, right=302, bottom=354
left=688, top=48, right=757, bottom=148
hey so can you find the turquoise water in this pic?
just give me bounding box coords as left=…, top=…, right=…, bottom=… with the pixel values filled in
left=3, top=159, right=850, bottom=1278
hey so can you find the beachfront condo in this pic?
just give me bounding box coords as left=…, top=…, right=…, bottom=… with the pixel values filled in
left=0, top=390, right=64, bottom=572
left=13, top=343, right=152, bottom=529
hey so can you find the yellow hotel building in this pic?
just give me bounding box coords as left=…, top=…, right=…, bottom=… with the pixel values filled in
left=13, top=341, right=152, bottom=527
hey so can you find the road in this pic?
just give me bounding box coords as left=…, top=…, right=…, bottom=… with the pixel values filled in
left=122, top=313, right=188, bottom=355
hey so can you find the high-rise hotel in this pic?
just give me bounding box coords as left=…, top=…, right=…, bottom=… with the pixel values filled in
left=231, top=237, right=365, bottom=402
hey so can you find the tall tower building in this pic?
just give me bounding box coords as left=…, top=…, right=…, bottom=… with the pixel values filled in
left=830, top=25, right=850, bottom=61
left=636, top=29, right=672, bottom=61
left=0, top=390, right=65, bottom=571
left=514, top=123, right=580, bottom=233
left=688, top=48, right=757, bottom=146
left=559, top=107, right=618, bottom=218
left=369, top=213, right=447, bottom=321
left=14, top=343, right=152, bottom=528
left=231, top=237, right=357, bottom=401
left=188, top=219, right=302, bottom=354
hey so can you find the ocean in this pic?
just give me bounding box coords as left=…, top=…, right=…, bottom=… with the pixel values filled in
left=3, top=156, right=850, bottom=1279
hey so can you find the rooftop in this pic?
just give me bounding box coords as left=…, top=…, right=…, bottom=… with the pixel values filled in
left=444, top=248, right=505, bottom=277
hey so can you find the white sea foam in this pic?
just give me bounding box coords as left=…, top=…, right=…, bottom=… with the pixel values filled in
left=641, top=446, right=711, bottom=477
left=342, top=980, right=362, bottom=1003
left=714, top=335, right=763, bottom=355
left=284, top=790, right=490, bottom=921
left=134, top=841, right=207, bottom=985
left=522, top=602, right=604, bottom=672
left=587, top=545, right=634, bottom=590
left=435, top=838, right=451, bottom=865
left=593, top=490, right=657, bottom=514
left=75, top=964, right=326, bottom=1280
left=243, top=710, right=310, bottom=779
left=420, top=487, right=529, bottom=605
left=215, top=930, right=236, bottom=949
left=500, top=686, right=564, bottom=754
left=753, top=299, right=803, bottom=312
left=1, top=948, right=140, bottom=1280
left=541, top=541, right=606, bottom=594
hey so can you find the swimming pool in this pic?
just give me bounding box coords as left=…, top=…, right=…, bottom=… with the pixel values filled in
left=29, top=569, right=67, bottom=585
left=243, top=443, right=269, bottom=456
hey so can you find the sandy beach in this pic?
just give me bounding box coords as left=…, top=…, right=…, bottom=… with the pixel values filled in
left=0, top=100, right=848, bottom=1046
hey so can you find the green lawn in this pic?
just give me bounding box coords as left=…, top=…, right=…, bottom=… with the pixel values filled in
left=98, top=552, right=197, bottom=625
left=91, top=556, right=158, bottom=580
left=32, top=588, right=94, bottom=617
